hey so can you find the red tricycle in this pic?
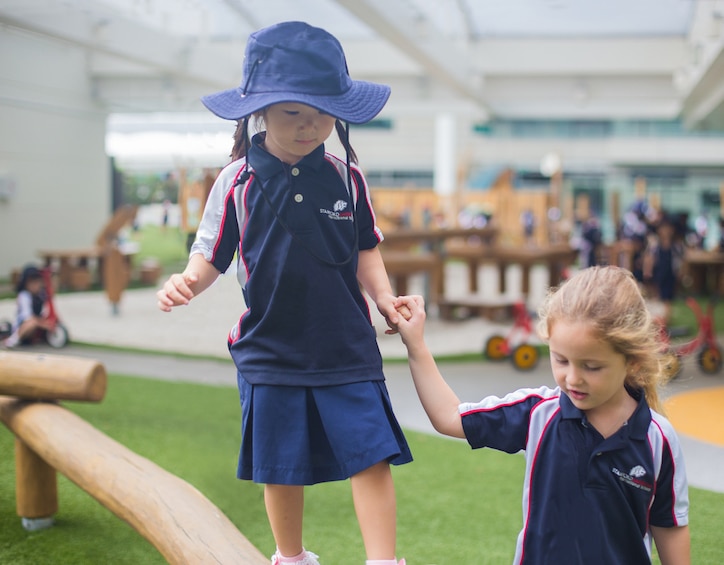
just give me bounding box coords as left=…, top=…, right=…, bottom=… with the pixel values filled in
left=0, top=266, right=69, bottom=348
left=661, top=297, right=722, bottom=378
left=483, top=301, right=540, bottom=371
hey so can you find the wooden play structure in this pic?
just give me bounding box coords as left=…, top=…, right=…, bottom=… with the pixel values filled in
left=96, top=204, right=138, bottom=311
left=372, top=168, right=563, bottom=247
left=37, top=205, right=140, bottom=310
left=0, top=351, right=267, bottom=564
left=179, top=168, right=217, bottom=250
left=372, top=169, right=577, bottom=319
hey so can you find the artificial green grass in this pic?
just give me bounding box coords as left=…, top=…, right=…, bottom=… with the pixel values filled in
left=2, top=374, right=724, bottom=564
left=129, top=225, right=189, bottom=276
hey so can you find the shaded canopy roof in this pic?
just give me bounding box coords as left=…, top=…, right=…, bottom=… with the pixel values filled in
left=1, top=0, right=722, bottom=128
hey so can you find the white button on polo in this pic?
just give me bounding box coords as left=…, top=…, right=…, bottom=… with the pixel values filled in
left=294, top=194, right=303, bottom=203
left=291, top=167, right=300, bottom=176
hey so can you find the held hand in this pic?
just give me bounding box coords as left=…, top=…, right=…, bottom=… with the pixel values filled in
left=375, top=293, right=397, bottom=335
left=156, top=272, right=199, bottom=312
left=385, top=302, right=413, bottom=335
left=394, top=295, right=426, bottom=346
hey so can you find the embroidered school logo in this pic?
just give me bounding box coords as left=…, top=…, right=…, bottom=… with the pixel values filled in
left=612, top=466, right=652, bottom=492
left=629, top=465, right=646, bottom=478
left=320, top=199, right=353, bottom=221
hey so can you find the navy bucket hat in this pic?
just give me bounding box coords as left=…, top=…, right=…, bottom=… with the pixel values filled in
left=201, top=21, right=390, bottom=124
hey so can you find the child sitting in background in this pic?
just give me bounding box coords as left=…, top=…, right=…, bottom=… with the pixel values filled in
left=2, top=265, right=52, bottom=348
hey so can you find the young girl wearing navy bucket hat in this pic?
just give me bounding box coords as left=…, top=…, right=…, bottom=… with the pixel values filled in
left=157, top=21, right=410, bottom=565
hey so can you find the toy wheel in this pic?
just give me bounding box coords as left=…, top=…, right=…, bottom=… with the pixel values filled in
left=511, top=343, right=539, bottom=371
left=46, top=324, right=69, bottom=348
left=0, top=319, right=11, bottom=340
left=698, top=346, right=722, bottom=374
left=484, top=335, right=508, bottom=361
left=663, top=350, right=682, bottom=380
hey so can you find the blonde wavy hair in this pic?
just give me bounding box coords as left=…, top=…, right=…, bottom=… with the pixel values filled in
left=537, top=266, right=670, bottom=413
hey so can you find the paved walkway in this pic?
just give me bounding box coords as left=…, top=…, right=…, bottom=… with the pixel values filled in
left=1, top=268, right=723, bottom=493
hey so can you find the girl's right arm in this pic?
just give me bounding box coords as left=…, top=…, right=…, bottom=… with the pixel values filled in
left=396, top=295, right=465, bottom=438
left=156, top=253, right=221, bottom=312
left=651, top=525, right=690, bottom=565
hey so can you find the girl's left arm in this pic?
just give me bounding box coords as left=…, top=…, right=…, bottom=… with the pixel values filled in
left=357, top=246, right=400, bottom=333
left=651, top=525, right=690, bottom=565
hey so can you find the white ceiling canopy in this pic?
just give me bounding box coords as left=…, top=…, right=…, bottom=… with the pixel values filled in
left=75, top=0, right=697, bottom=40
left=1, top=0, right=722, bottom=128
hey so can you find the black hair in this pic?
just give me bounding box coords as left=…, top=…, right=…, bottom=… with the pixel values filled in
left=16, top=264, right=42, bottom=293
left=230, top=116, right=357, bottom=164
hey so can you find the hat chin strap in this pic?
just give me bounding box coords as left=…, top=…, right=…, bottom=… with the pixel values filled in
left=240, top=59, right=262, bottom=98
left=236, top=116, right=252, bottom=184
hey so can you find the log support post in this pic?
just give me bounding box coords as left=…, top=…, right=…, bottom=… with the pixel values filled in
left=15, top=436, right=58, bottom=531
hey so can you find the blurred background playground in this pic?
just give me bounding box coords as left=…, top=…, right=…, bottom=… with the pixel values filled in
left=2, top=1, right=724, bottom=563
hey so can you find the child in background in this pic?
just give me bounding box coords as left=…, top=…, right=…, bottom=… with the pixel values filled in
left=157, top=21, right=410, bottom=565
left=395, top=266, right=690, bottom=564
left=643, top=214, right=685, bottom=329
left=1, top=265, right=52, bottom=348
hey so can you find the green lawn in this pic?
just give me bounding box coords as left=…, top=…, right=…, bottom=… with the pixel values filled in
left=129, top=225, right=189, bottom=277
left=1, top=373, right=722, bottom=563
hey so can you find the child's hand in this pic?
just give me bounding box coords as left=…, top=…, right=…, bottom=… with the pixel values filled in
left=156, top=272, right=199, bottom=312
left=395, top=295, right=426, bottom=347
left=397, top=302, right=412, bottom=322
left=375, top=293, right=410, bottom=335
left=380, top=301, right=413, bottom=335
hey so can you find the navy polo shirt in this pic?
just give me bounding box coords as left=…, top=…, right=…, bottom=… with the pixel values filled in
left=191, top=133, right=386, bottom=387
left=460, top=385, right=689, bottom=564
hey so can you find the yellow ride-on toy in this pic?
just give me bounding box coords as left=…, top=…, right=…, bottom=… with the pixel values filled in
left=484, top=302, right=540, bottom=371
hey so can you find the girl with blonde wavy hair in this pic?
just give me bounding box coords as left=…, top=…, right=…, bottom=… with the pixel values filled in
left=395, top=266, right=690, bottom=564
left=537, top=265, right=669, bottom=413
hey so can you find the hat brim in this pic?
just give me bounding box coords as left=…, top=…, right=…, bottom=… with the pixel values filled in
left=201, top=80, right=390, bottom=124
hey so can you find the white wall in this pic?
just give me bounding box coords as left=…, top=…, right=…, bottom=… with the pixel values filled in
left=0, top=27, right=110, bottom=279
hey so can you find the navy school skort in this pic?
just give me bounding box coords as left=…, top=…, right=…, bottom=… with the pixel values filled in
left=236, top=373, right=413, bottom=485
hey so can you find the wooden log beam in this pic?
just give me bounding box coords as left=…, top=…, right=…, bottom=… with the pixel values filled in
left=0, top=352, right=106, bottom=402
left=0, top=397, right=267, bottom=564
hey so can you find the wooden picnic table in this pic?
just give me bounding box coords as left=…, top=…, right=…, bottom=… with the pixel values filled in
left=445, top=241, right=577, bottom=295
left=683, top=248, right=724, bottom=294
left=381, top=226, right=498, bottom=249
left=37, top=248, right=101, bottom=290
left=38, top=243, right=139, bottom=292
left=380, top=226, right=499, bottom=301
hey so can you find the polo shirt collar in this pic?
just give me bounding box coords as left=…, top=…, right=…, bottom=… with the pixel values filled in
left=558, top=386, right=652, bottom=439
left=248, top=132, right=326, bottom=180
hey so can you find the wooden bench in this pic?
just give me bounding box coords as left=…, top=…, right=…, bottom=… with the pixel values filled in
left=381, top=226, right=498, bottom=304
left=36, top=248, right=100, bottom=291
left=446, top=242, right=577, bottom=295
left=683, top=248, right=724, bottom=294
left=438, top=295, right=517, bottom=321
left=381, top=249, right=442, bottom=299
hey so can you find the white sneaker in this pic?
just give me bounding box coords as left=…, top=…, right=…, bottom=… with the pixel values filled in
left=270, top=550, right=320, bottom=565
left=1, top=332, right=19, bottom=349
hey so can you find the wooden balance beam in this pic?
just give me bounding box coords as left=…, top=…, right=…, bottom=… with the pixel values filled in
left=0, top=352, right=106, bottom=401
left=0, top=352, right=267, bottom=564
